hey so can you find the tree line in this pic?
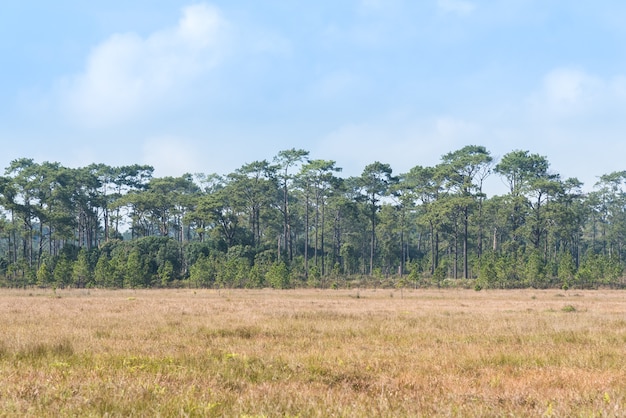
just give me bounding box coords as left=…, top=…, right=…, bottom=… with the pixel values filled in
left=0, top=146, right=624, bottom=289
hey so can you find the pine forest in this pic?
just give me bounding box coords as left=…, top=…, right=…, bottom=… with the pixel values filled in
left=1, top=146, right=624, bottom=290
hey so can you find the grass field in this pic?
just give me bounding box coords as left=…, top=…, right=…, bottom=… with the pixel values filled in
left=1, top=288, right=625, bottom=417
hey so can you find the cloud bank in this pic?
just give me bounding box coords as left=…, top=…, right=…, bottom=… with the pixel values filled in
left=142, top=136, right=205, bottom=177
left=314, top=65, right=626, bottom=193
left=59, top=3, right=228, bottom=127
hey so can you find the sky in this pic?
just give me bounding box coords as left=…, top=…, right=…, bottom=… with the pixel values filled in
left=2, top=1, right=626, bottom=195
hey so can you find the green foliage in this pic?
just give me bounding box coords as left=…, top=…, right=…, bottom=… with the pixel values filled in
left=215, top=255, right=250, bottom=288
left=189, top=255, right=216, bottom=288
left=109, top=251, right=127, bottom=288
left=340, top=243, right=359, bottom=276
left=603, top=256, right=623, bottom=286
left=2, top=150, right=626, bottom=290
left=52, top=256, right=72, bottom=288
left=125, top=249, right=145, bottom=288
left=432, top=263, right=446, bottom=285
left=496, top=252, right=523, bottom=288
left=159, top=261, right=174, bottom=287
left=266, top=262, right=290, bottom=289
left=72, top=249, right=92, bottom=288
left=477, top=252, right=498, bottom=289
left=576, top=253, right=623, bottom=289
left=524, top=250, right=547, bottom=288
left=307, top=265, right=321, bottom=288
left=36, top=258, right=54, bottom=287
left=557, top=252, right=576, bottom=288
left=183, top=242, right=211, bottom=266
left=94, top=256, right=114, bottom=288
left=405, top=259, right=430, bottom=288
left=247, top=264, right=265, bottom=288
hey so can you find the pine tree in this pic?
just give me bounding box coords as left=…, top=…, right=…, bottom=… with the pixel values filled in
left=72, top=249, right=92, bottom=288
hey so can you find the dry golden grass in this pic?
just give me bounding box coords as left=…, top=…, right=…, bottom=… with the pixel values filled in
left=1, top=287, right=626, bottom=416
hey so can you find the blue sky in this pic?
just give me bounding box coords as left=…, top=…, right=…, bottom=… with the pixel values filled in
left=2, top=1, right=626, bottom=194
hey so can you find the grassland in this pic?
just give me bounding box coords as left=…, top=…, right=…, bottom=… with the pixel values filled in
left=1, top=288, right=625, bottom=417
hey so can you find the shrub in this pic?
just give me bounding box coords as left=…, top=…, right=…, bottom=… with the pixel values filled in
left=267, top=262, right=290, bottom=289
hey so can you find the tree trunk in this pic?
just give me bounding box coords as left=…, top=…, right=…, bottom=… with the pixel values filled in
left=463, top=205, right=469, bottom=279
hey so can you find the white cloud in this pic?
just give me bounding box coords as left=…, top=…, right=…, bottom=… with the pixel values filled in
left=315, top=66, right=626, bottom=192
left=142, top=137, right=205, bottom=177
left=59, top=3, right=228, bottom=127
left=437, top=0, right=476, bottom=16
left=315, top=114, right=482, bottom=176
left=529, top=67, right=626, bottom=119
left=312, top=65, right=626, bottom=192
left=435, top=116, right=479, bottom=138
left=485, top=67, right=626, bottom=189
left=539, top=68, right=600, bottom=111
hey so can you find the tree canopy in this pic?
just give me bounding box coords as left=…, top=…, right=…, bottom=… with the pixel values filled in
left=0, top=146, right=624, bottom=289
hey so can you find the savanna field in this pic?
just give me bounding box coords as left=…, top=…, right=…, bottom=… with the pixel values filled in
left=1, top=288, right=625, bottom=417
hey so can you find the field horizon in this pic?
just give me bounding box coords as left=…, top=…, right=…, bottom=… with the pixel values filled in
left=1, top=288, right=625, bottom=416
